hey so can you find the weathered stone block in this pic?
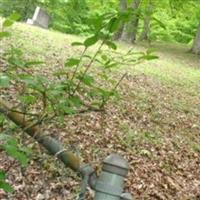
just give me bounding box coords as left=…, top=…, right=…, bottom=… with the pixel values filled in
left=27, top=7, right=49, bottom=29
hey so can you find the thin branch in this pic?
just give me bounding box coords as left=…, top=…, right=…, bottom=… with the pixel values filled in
left=0, top=97, right=80, bottom=172
left=100, top=72, right=128, bottom=109
left=72, top=41, right=105, bottom=95
left=71, top=47, right=87, bottom=81
left=6, top=109, right=39, bottom=117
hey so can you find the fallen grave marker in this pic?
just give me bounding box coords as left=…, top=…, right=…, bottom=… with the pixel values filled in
left=27, top=6, right=49, bottom=29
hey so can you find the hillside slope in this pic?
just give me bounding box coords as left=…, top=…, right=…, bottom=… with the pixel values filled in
left=1, top=22, right=200, bottom=200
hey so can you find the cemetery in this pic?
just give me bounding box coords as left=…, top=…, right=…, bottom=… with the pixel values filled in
left=0, top=1, right=200, bottom=199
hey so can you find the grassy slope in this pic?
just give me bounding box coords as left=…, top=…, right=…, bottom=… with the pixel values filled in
left=1, top=22, right=200, bottom=199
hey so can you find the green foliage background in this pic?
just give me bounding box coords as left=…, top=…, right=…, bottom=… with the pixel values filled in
left=150, top=1, right=200, bottom=44
left=0, top=0, right=200, bottom=43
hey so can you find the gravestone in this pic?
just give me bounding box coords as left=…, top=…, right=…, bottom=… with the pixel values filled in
left=27, top=7, right=49, bottom=29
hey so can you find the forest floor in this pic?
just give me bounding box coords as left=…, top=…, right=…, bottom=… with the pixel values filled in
left=0, top=22, right=200, bottom=200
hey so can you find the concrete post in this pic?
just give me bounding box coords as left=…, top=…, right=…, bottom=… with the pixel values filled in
left=93, top=154, right=131, bottom=200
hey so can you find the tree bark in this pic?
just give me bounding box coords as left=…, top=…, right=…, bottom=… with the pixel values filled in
left=139, top=0, right=153, bottom=42
left=192, top=22, right=200, bottom=55
left=139, top=15, right=151, bottom=41
left=121, top=0, right=141, bottom=43
left=113, top=0, right=127, bottom=40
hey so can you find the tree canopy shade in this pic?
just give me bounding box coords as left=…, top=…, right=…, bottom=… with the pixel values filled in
left=0, top=0, right=200, bottom=49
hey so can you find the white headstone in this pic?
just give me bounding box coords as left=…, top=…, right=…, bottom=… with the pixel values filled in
left=27, top=7, right=49, bottom=29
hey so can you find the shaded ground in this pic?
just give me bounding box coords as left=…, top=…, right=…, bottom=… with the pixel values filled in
left=0, top=23, right=200, bottom=199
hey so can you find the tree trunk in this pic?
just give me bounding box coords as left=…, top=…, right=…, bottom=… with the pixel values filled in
left=192, top=22, right=200, bottom=55
left=121, top=0, right=141, bottom=43
left=139, top=15, right=151, bottom=41
left=113, top=0, right=127, bottom=40
left=139, top=0, right=153, bottom=42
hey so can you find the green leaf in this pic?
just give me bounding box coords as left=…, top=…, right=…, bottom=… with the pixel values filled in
left=118, top=9, right=132, bottom=22
left=140, top=55, right=159, bottom=60
left=3, top=19, right=14, bottom=27
left=89, top=14, right=104, bottom=32
left=9, top=13, right=21, bottom=21
left=0, top=181, right=14, bottom=193
left=146, top=48, right=156, bottom=54
left=107, top=17, right=120, bottom=33
left=53, top=69, right=67, bottom=77
left=68, top=96, right=82, bottom=107
left=84, top=35, right=98, bottom=47
left=77, top=74, right=94, bottom=86
left=193, top=144, right=200, bottom=153
left=3, top=13, right=21, bottom=28
left=65, top=58, right=80, bottom=67
left=87, top=88, right=99, bottom=98
left=4, top=144, right=28, bottom=166
left=15, top=151, right=29, bottom=166
left=9, top=47, right=23, bottom=56
left=18, top=95, right=37, bottom=105
left=63, top=106, right=76, bottom=114
left=105, top=62, right=118, bottom=69
left=97, top=88, right=113, bottom=98
left=0, top=115, right=5, bottom=125
left=0, top=75, right=10, bottom=88
left=19, top=75, right=45, bottom=92
left=127, top=0, right=133, bottom=5
left=105, top=40, right=117, bottom=50
left=18, top=74, right=34, bottom=83
left=101, top=54, right=108, bottom=61
left=8, top=57, right=25, bottom=67
left=0, top=31, right=11, bottom=39
left=24, top=61, right=44, bottom=67
left=0, top=171, right=6, bottom=180
left=71, top=42, right=84, bottom=46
